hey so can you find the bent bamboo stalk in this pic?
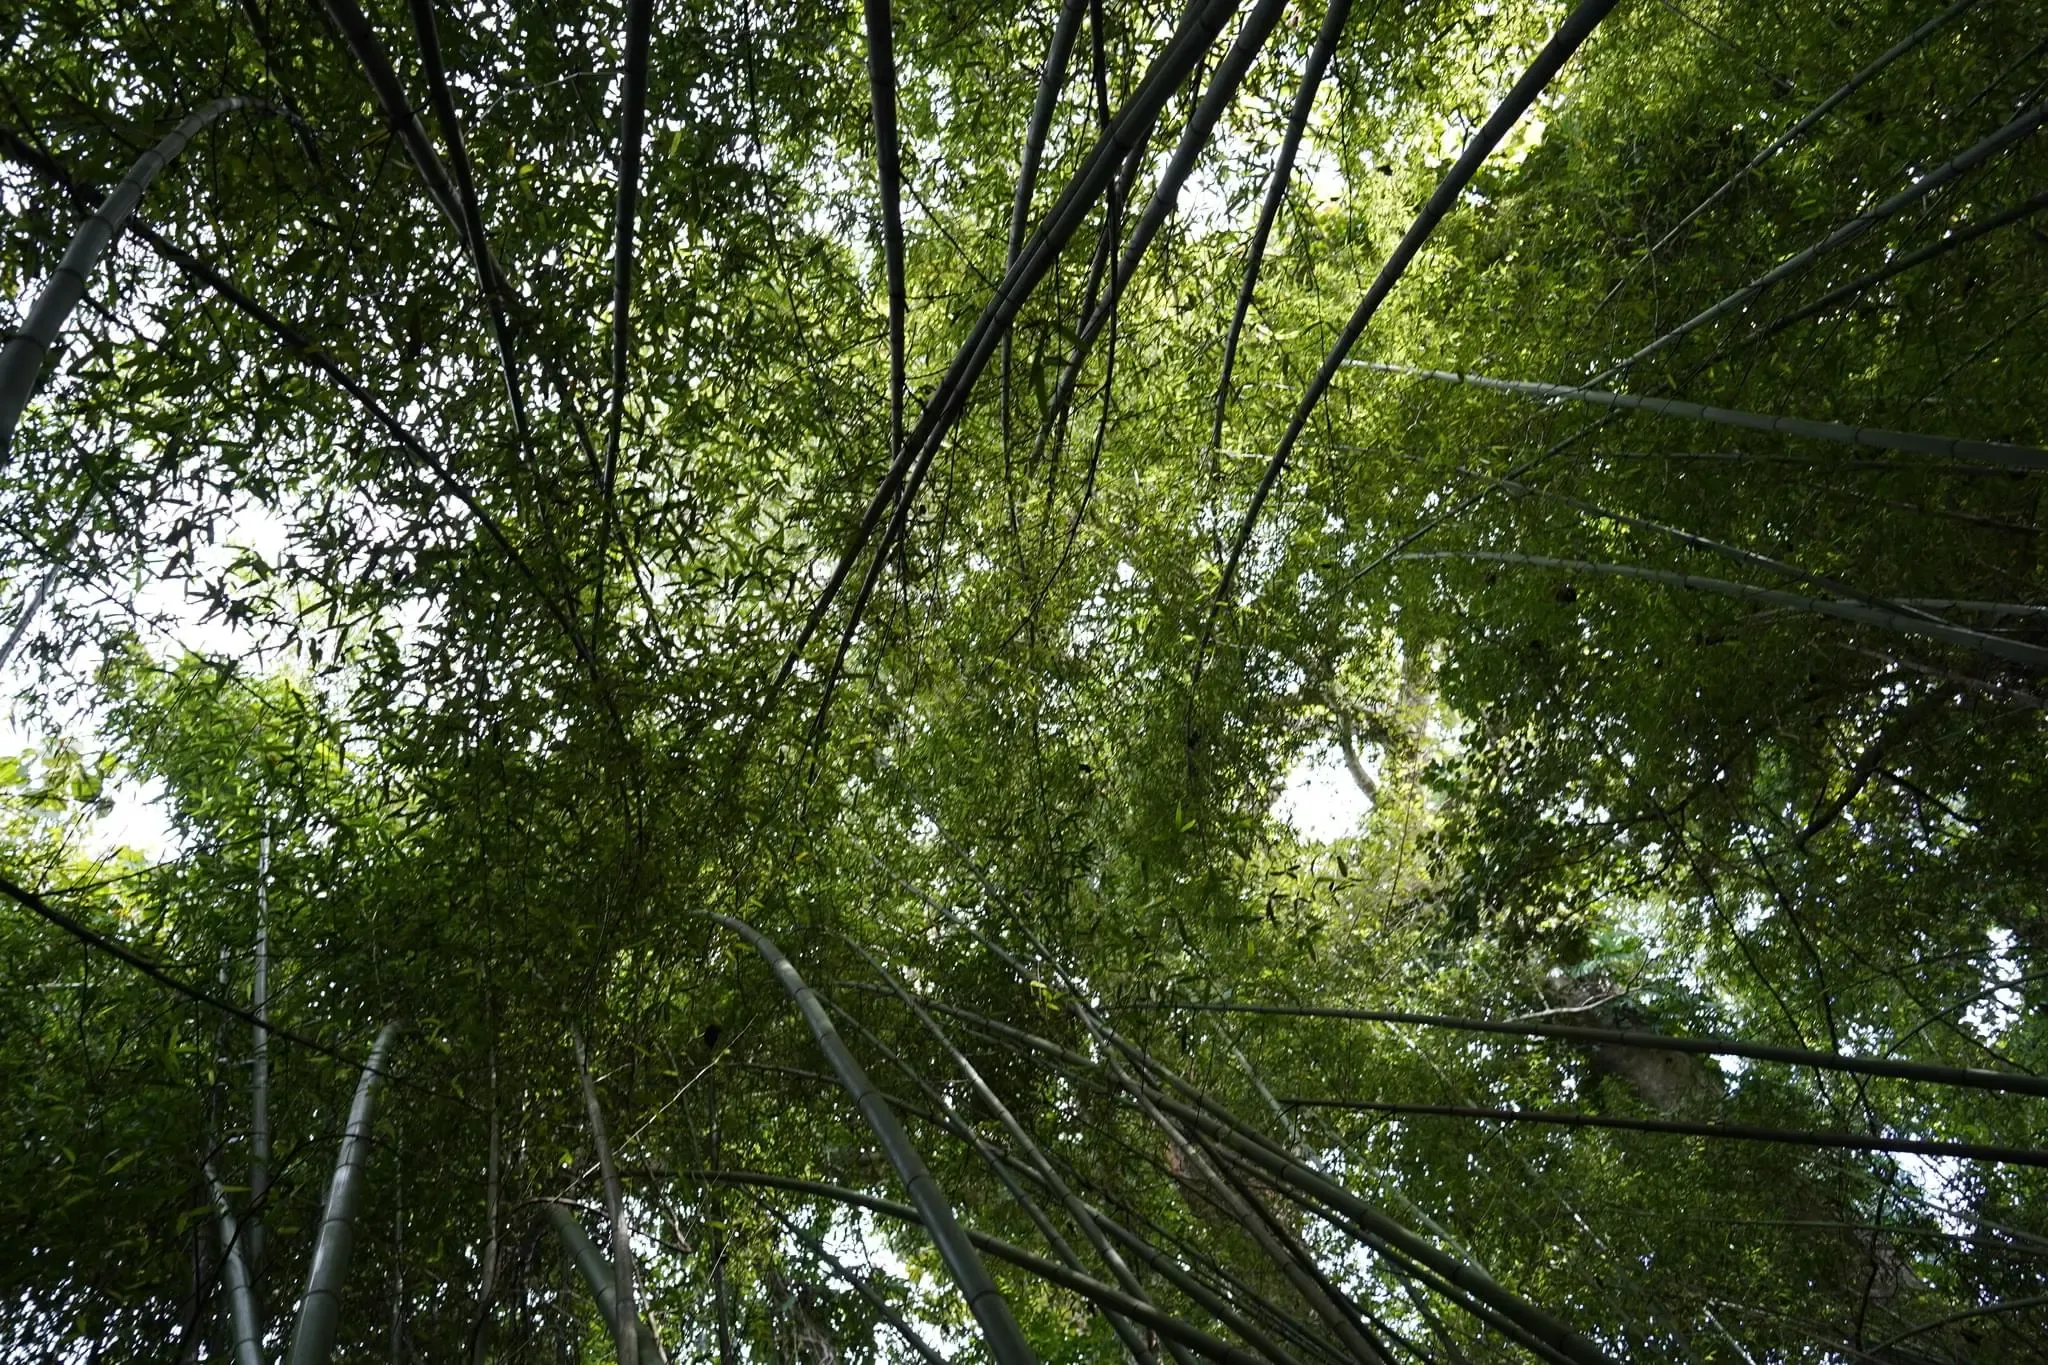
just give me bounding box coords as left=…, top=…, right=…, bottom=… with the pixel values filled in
left=0, top=97, right=258, bottom=460
left=701, top=910, right=1040, bottom=1365
left=287, top=1020, right=403, bottom=1365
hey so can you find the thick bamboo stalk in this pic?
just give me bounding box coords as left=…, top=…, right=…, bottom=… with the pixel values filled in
left=207, top=1163, right=266, bottom=1365
left=1361, top=362, right=2048, bottom=474
left=405, top=0, right=531, bottom=440
left=1002, top=0, right=1089, bottom=452
left=543, top=1203, right=664, bottom=1364
left=573, top=1028, right=640, bottom=1365
left=1125, top=1001, right=2048, bottom=1097
left=1029, top=0, right=1292, bottom=472
left=1205, top=0, right=1620, bottom=652
left=864, top=0, right=907, bottom=461
left=1211, top=0, right=1356, bottom=455
left=702, top=911, right=1039, bottom=1365
left=288, top=1020, right=404, bottom=1365
left=704, top=1169, right=1271, bottom=1365
left=1398, top=549, right=2048, bottom=669
left=755, top=1191, right=951, bottom=1365
left=852, top=945, right=1183, bottom=1331
left=1278, top=1097, right=2048, bottom=1168
left=0, top=96, right=256, bottom=460
left=910, top=994, right=1613, bottom=1365
left=0, top=870, right=368, bottom=1074
left=766, top=0, right=1243, bottom=716
left=826, top=996, right=1171, bottom=1365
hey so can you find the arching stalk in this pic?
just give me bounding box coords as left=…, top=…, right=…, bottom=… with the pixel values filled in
left=1277, top=1097, right=2048, bottom=1167
left=1030, top=0, right=1292, bottom=472
left=824, top=995, right=1172, bottom=1365
left=766, top=0, right=1244, bottom=721
left=864, top=0, right=907, bottom=462
left=701, top=910, right=1040, bottom=1365
left=206, top=1162, right=266, bottom=1365
left=1002, top=0, right=1090, bottom=456
left=1600, top=93, right=2048, bottom=383
left=704, top=1169, right=1271, bottom=1365
left=288, top=1020, right=403, bottom=1365
left=573, top=1027, right=640, bottom=1365
left=1204, top=0, right=1620, bottom=662
left=1210, top=0, right=1356, bottom=456
left=1127, top=1000, right=2048, bottom=1098
left=250, top=823, right=270, bottom=1277
left=1399, top=549, right=2048, bottom=669
left=544, top=1202, right=664, bottom=1363
left=1603, top=0, right=1986, bottom=307
left=1359, top=362, right=2048, bottom=473
left=0, top=96, right=258, bottom=460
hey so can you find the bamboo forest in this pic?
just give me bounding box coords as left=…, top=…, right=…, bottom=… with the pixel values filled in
left=4, top=0, right=2047, bottom=1358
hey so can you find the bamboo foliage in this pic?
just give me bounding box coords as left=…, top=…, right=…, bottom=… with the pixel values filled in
left=2, top=0, right=2045, bottom=1358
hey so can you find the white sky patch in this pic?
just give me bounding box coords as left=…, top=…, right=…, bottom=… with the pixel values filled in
left=1962, top=928, right=2024, bottom=1042
left=1274, top=740, right=1372, bottom=842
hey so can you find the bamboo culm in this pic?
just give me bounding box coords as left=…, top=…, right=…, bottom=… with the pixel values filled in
left=1398, top=549, right=2048, bottom=669
left=573, top=1028, right=641, bottom=1365
left=1124, top=999, right=2048, bottom=1098
left=1359, top=362, right=2048, bottom=474
left=0, top=96, right=257, bottom=461
left=1029, top=0, right=1292, bottom=473
left=1211, top=0, right=1356, bottom=455
left=1600, top=93, right=2048, bottom=383
left=207, top=1162, right=266, bottom=1365
left=250, top=824, right=271, bottom=1276
left=704, top=1168, right=1272, bottom=1365
left=288, top=1020, right=403, bottom=1365
left=700, top=910, right=1041, bottom=1365
left=766, top=0, right=1243, bottom=717
left=543, top=1203, right=664, bottom=1364
left=1205, top=0, right=1620, bottom=657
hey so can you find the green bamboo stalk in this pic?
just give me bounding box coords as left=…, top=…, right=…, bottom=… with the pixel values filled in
left=250, top=823, right=271, bottom=1277
left=752, top=1189, right=951, bottom=1365
left=765, top=0, right=1243, bottom=717
left=864, top=0, right=907, bottom=462
left=1002, top=0, right=1089, bottom=454
left=573, top=1028, right=640, bottom=1365
left=1604, top=0, right=1985, bottom=305
left=0, top=96, right=257, bottom=461
left=1129, top=998, right=2048, bottom=1098
left=1398, top=549, right=2048, bottom=669
left=1204, top=0, right=1620, bottom=660
left=405, top=0, right=531, bottom=440
left=288, top=1020, right=403, bottom=1365
left=543, top=1203, right=664, bottom=1364
left=1360, top=362, right=2048, bottom=474
left=850, top=944, right=1192, bottom=1352
left=1602, top=93, right=2048, bottom=381
left=1211, top=0, right=1357, bottom=455
left=206, top=1162, right=266, bottom=1365
left=704, top=1169, right=1271, bottom=1365
left=912, top=993, right=1614, bottom=1365
left=701, top=911, right=1040, bottom=1365
left=1277, top=1097, right=2048, bottom=1168
left=1028, top=0, right=1293, bottom=472
left=1715, top=188, right=2048, bottom=359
